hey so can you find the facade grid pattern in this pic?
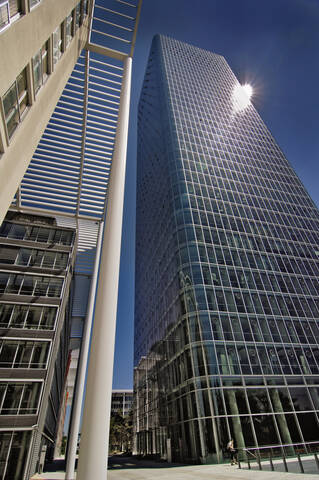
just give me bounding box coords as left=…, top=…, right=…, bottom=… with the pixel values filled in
left=134, top=35, right=319, bottom=463
left=0, top=212, right=76, bottom=480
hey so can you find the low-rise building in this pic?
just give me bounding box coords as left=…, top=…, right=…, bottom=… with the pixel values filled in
left=0, top=211, right=76, bottom=479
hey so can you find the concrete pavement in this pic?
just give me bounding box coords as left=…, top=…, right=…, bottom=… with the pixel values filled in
left=39, top=454, right=319, bottom=480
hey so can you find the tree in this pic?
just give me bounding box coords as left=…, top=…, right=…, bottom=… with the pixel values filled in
left=109, top=410, right=133, bottom=453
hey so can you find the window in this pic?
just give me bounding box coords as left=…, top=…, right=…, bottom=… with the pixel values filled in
left=0, top=382, right=41, bottom=414
left=83, top=0, right=88, bottom=15
left=0, top=340, right=50, bottom=368
left=9, top=0, right=21, bottom=17
left=0, top=431, right=31, bottom=480
left=0, top=2, right=10, bottom=30
left=75, top=1, right=81, bottom=30
left=0, top=0, right=21, bottom=31
left=0, top=272, right=64, bottom=297
left=0, top=222, right=74, bottom=245
left=0, top=245, right=18, bottom=264
left=32, top=41, right=48, bottom=94
left=65, top=12, right=73, bottom=47
left=52, top=24, right=63, bottom=65
left=0, top=304, right=57, bottom=330
left=2, top=68, right=28, bottom=138
left=14, top=247, right=68, bottom=269
left=29, top=0, right=41, bottom=8
left=37, top=227, right=51, bottom=242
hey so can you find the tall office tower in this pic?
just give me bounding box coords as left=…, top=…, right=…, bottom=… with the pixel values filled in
left=0, top=211, right=76, bottom=480
left=134, top=35, right=319, bottom=464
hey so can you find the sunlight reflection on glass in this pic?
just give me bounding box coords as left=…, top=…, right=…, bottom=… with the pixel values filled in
left=232, top=83, right=253, bottom=113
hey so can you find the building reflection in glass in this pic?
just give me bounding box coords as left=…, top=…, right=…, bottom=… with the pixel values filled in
left=134, top=35, right=319, bottom=463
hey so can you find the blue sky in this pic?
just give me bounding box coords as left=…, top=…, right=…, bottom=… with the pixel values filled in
left=113, top=0, right=319, bottom=389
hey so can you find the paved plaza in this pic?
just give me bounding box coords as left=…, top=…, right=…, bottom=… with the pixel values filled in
left=39, top=454, right=319, bottom=480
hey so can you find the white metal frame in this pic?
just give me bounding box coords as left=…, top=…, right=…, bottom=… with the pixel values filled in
left=12, top=0, right=142, bottom=222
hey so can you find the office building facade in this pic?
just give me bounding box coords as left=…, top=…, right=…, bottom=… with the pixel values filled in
left=0, top=3, right=91, bottom=478
left=0, top=211, right=76, bottom=479
left=0, top=0, right=91, bottom=224
left=134, top=35, right=319, bottom=463
left=111, top=390, right=133, bottom=417
left=0, top=1, right=142, bottom=477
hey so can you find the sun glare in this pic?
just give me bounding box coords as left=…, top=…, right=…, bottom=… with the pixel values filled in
left=232, top=83, right=253, bottom=113
left=242, top=83, right=253, bottom=99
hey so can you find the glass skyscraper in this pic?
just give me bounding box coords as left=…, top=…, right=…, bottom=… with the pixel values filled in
left=134, top=35, right=319, bottom=463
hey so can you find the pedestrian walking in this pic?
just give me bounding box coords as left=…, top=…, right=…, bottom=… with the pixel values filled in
left=227, top=438, right=237, bottom=465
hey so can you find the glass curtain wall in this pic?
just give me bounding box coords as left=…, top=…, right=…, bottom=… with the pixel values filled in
left=134, top=35, right=319, bottom=463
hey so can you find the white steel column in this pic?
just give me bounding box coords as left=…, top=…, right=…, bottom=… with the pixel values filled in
left=76, top=55, right=132, bottom=480
left=65, top=221, right=104, bottom=480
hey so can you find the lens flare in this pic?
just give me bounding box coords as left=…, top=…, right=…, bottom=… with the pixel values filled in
left=242, top=84, right=253, bottom=99
left=232, top=83, right=253, bottom=113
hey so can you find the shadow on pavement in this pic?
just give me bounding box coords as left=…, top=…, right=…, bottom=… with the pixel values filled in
left=43, top=454, right=187, bottom=473
left=44, top=459, right=66, bottom=472
left=108, top=454, right=188, bottom=470
left=44, top=458, right=79, bottom=472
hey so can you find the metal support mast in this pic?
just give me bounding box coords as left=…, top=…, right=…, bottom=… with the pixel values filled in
left=76, top=54, right=132, bottom=480
left=65, top=220, right=104, bottom=480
